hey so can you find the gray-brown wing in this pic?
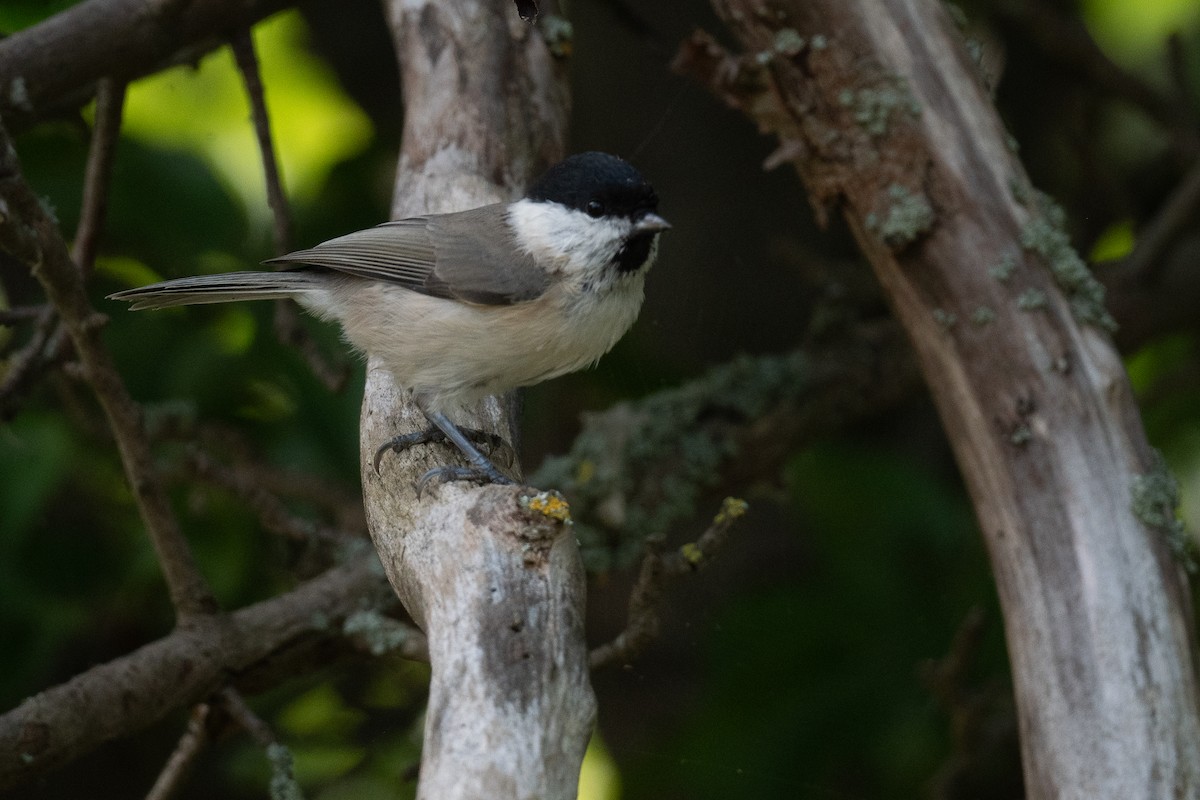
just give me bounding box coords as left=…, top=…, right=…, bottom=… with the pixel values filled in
left=265, top=217, right=439, bottom=290
left=264, top=206, right=551, bottom=306
left=425, top=206, right=551, bottom=305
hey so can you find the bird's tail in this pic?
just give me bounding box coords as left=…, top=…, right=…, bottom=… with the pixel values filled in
left=107, top=270, right=324, bottom=311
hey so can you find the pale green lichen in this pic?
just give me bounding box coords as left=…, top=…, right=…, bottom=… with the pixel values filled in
left=342, top=609, right=413, bottom=656
left=532, top=351, right=820, bottom=571
left=8, top=77, right=30, bottom=112
left=868, top=184, right=935, bottom=248
left=267, top=743, right=305, bottom=800
left=945, top=3, right=969, bottom=28
left=1009, top=177, right=1034, bottom=207
left=1131, top=451, right=1195, bottom=570
left=1016, top=288, right=1048, bottom=311
left=757, top=28, right=806, bottom=64
left=970, top=306, right=996, bottom=326
left=38, top=196, right=57, bottom=226
left=932, top=308, right=958, bottom=329
left=989, top=253, right=1017, bottom=283
left=1009, top=425, right=1032, bottom=445
left=1019, top=192, right=1117, bottom=332
left=539, top=14, right=574, bottom=58
left=965, top=39, right=984, bottom=68
left=840, top=76, right=921, bottom=136
left=773, top=28, right=805, bottom=56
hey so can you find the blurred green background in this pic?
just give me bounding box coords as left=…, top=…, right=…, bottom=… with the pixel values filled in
left=2, top=0, right=1199, bottom=798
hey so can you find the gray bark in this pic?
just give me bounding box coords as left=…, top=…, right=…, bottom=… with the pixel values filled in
left=695, top=0, right=1200, bottom=796
left=364, top=2, right=593, bottom=798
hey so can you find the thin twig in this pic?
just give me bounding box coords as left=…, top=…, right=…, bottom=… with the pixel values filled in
left=1166, top=34, right=1196, bottom=130
left=182, top=447, right=360, bottom=545
left=230, top=29, right=292, bottom=256
left=0, top=305, right=57, bottom=411
left=1124, top=156, right=1200, bottom=284
left=218, top=688, right=307, bottom=800
left=1001, top=0, right=1194, bottom=146
left=144, top=703, right=213, bottom=800
left=73, top=78, right=126, bottom=275
left=0, top=304, right=51, bottom=324
left=272, top=310, right=351, bottom=391
left=589, top=497, right=749, bottom=669
left=0, top=119, right=217, bottom=618
left=218, top=688, right=276, bottom=747
left=174, top=418, right=367, bottom=530
left=229, top=28, right=349, bottom=392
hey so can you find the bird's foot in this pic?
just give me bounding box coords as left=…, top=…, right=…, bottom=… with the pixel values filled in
left=415, top=464, right=515, bottom=498
left=373, top=427, right=512, bottom=474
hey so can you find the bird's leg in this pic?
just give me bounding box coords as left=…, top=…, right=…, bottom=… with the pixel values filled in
left=372, top=400, right=516, bottom=494
left=372, top=426, right=511, bottom=474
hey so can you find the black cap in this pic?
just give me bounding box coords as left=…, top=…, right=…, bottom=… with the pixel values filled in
left=526, top=152, right=659, bottom=220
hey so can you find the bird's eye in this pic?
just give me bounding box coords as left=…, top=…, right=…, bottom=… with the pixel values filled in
left=585, top=200, right=605, bottom=218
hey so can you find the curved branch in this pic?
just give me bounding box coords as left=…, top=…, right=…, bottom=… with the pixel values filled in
left=0, top=557, right=397, bottom=790
left=690, top=1, right=1200, bottom=796
left=364, top=1, right=590, bottom=797
left=0, top=0, right=291, bottom=130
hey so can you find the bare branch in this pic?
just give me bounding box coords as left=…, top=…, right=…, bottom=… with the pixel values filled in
left=997, top=0, right=1197, bottom=148
left=230, top=29, right=292, bottom=256
left=0, top=119, right=216, bottom=618
left=182, top=447, right=360, bottom=546
left=227, top=26, right=350, bottom=391
left=0, top=305, right=58, bottom=414
left=144, top=703, right=212, bottom=800
left=365, top=1, right=586, bottom=796
left=73, top=78, right=126, bottom=275
left=0, top=0, right=291, bottom=130
left=217, top=688, right=277, bottom=747
left=1123, top=156, right=1200, bottom=284
left=0, top=557, right=388, bottom=790
left=0, top=303, right=51, bottom=324
left=590, top=497, right=748, bottom=669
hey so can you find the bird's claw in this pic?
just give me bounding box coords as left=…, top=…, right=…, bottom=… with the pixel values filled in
left=373, top=428, right=513, bottom=475
left=415, top=464, right=515, bottom=498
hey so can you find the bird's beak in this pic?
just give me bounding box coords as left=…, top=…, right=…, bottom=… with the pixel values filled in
left=634, top=213, right=671, bottom=234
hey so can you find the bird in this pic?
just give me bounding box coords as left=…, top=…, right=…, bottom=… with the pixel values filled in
left=108, top=151, right=669, bottom=490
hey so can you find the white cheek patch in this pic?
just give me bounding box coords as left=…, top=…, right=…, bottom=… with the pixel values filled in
left=507, top=198, right=630, bottom=275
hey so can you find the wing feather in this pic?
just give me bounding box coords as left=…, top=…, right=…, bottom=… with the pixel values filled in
left=265, top=206, right=552, bottom=306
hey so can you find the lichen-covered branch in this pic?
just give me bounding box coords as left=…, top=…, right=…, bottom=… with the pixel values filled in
left=533, top=321, right=916, bottom=571
left=685, top=1, right=1200, bottom=796
left=590, top=497, right=749, bottom=669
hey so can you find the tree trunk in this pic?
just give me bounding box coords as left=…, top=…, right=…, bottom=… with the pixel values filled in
left=364, top=2, right=594, bottom=798
left=690, top=0, right=1200, bottom=795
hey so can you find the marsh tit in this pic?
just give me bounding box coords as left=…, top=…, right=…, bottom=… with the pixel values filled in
left=109, top=152, right=669, bottom=488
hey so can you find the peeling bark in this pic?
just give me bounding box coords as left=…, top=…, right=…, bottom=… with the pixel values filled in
left=683, top=0, right=1200, bottom=796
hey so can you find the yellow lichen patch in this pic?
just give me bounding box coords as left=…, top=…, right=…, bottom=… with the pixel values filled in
left=679, top=542, right=704, bottom=566
left=715, top=497, right=749, bottom=525
left=520, top=491, right=573, bottom=524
